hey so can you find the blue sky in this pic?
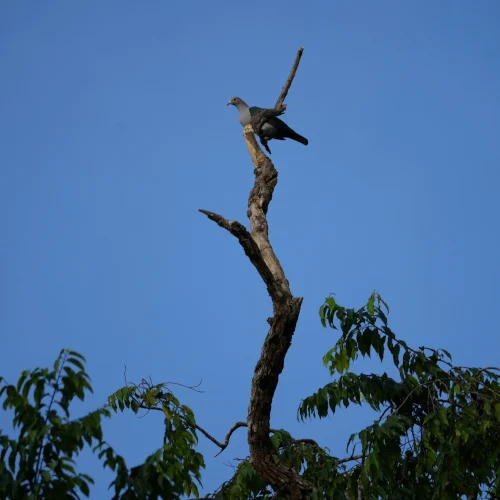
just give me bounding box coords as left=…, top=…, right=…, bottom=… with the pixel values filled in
left=1, top=1, right=499, bottom=497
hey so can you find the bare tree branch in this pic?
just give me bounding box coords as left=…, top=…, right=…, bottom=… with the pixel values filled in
left=338, top=453, right=366, bottom=465
left=198, top=210, right=281, bottom=299
left=195, top=420, right=321, bottom=458
left=200, top=48, right=312, bottom=499
left=250, top=46, right=305, bottom=155
left=275, top=47, right=304, bottom=110
left=195, top=421, right=247, bottom=457
left=132, top=388, right=322, bottom=459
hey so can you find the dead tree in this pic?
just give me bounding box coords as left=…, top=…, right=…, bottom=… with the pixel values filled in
left=199, top=47, right=313, bottom=499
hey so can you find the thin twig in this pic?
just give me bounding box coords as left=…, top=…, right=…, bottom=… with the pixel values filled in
left=163, top=379, right=204, bottom=393
left=132, top=400, right=322, bottom=460
left=250, top=47, right=305, bottom=155
left=338, top=453, right=366, bottom=464
left=275, top=47, right=304, bottom=110
left=390, top=378, right=449, bottom=417
left=34, top=350, right=69, bottom=487
left=196, top=421, right=247, bottom=457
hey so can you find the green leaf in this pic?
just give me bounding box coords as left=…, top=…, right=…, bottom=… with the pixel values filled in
left=440, top=348, right=452, bottom=361
left=67, top=350, right=86, bottom=362
left=494, top=403, right=500, bottom=420
left=80, top=479, right=90, bottom=497
left=402, top=351, right=411, bottom=371
left=377, top=294, right=390, bottom=313
left=22, top=377, right=33, bottom=400
left=423, top=412, right=436, bottom=425
left=372, top=333, right=385, bottom=361
left=34, top=379, right=46, bottom=407
left=346, top=432, right=357, bottom=453
left=8, top=446, right=17, bottom=472
left=325, top=297, right=336, bottom=310
left=16, top=371, right=30, bottom=393
left=162, top=405, right=173, bottom=420
left=67, top=357, right=86, bottom=372
left=131, top=400, right=139, bottom=414
left=391, top=343, right=401, bottom=367
left=367, top=294, right=375, bottom=316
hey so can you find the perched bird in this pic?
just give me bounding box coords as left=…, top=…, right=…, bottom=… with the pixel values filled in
left=227, top=97, right=308, bottom=149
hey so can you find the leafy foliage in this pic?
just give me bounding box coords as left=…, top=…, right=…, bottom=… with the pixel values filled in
left=106, top=379, right=205, bottom=498
left=0, top=349, right=108, bottom=499
left=2, top=293, right=499, bottom=499
left=208, top=429, right=355, bottom=499
left=298, top=292, right=500, bottom=499
left=0, top=349, right=204, bottom=499
left=208, top=293, right=500, bottom=499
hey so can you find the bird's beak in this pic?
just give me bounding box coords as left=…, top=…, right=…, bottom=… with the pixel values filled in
left=226, top=101, right=231, bottom=106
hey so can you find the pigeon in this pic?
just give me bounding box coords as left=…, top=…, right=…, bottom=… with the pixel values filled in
left=227, top=97, right=308, bottom=151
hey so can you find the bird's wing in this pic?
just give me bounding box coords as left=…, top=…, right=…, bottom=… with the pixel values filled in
left=249, top=106, right=262, bottom=116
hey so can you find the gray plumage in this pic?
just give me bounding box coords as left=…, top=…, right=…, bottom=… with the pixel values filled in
left=227, top=97, right=308, bottom=147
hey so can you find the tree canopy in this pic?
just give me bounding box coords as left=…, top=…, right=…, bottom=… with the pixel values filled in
left=1, top=292, right=500, bottom=499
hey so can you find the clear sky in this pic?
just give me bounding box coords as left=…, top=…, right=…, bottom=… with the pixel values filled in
left=1, top=1, right=499, bottom=497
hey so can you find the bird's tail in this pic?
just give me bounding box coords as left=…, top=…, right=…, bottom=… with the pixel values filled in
left=286, top=130, right=308, bottom=145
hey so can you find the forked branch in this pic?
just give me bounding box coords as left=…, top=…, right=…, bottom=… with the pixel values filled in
left=200, top=47, right=312, bottom=498
left=251, top=47, right=304, bottom=154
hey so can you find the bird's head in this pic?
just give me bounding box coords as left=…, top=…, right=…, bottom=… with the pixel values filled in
left=227, top=97, right=246, bottom=107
